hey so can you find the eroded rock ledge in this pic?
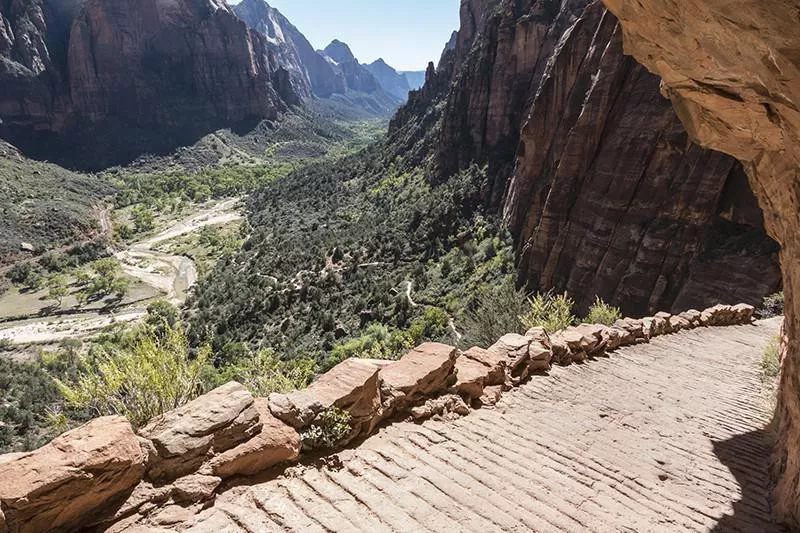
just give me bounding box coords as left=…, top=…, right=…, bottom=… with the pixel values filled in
left=0, top=304, right=758, bottom=533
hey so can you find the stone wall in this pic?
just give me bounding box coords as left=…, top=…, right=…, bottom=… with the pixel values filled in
left=0, top=304, right=757, bottom=532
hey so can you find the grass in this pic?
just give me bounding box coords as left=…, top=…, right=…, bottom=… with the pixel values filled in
left=585, top=297, right=622, bottom=326
left=762, top=335, right=782, bottom=381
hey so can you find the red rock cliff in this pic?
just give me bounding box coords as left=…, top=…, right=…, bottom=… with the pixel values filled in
left=600, top=0, right=800, bottom=526
left=393, top=0, right=780, bottom=316
left=0, top=0, right=303, bottom=169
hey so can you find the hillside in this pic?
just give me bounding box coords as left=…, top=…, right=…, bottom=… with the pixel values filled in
left=187, top=0, right=780, bottom=365
left=0, top=142, right=112, bottom=268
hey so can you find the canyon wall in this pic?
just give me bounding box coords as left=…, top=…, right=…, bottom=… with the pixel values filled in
left=0, top=0, right=302, bottom=169
left=600, top=0, right=800, bottom=526
left=392, top=0, right=780, bottom=317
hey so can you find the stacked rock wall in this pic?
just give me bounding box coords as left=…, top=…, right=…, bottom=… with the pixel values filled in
left=0, top=303, right=757, bottom=532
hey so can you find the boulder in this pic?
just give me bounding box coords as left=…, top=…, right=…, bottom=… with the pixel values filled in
left=19, top=242, right=34, bottom=253
left=573, top=324, right=606, bottom=355
left=462, top=347, right=507, bottom=386
left=380, top=343, right=458, bottom=412
left=0, top=416, right=145, bottom=533
left=669, top=315, right=692, bottom=332
left=528, top=341, right=553, bottom=372
left=206, top=398, right=300, bottom=478
left=479, top=385, right=504, bottom=407
left=700, top=304, right=740, bottom=326
left=139, top=382, right=261, bottom=482
left=170, top=474, right=221, bottom=504
left=600, top=326, right=624, bottom=351
left=410, top=394, right=470, bottom=421
left=452, top=355, right=490, bottom=400
left=489, top=334, right=532, bottom=383
left=269, top=358, right=381, bottom=434
left=679, top=309, right=703, bottom=327
left=614, top=318, right=647, bottom=341
left=732, top=303, right=756, bottom=323
left=525, top=327, right=551, bottom=347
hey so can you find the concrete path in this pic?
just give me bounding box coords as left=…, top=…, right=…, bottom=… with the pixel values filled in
left=149, top=319, right=785, bottom=532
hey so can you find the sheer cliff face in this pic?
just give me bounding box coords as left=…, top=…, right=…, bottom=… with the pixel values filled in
left=402, top=0, right=780, bottom=316
left=600, top=0, right=800, bottom=526
left=0, top=0, right=302, bottom=169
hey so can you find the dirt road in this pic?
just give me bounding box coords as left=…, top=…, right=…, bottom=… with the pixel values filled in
left=0, top=198, right=243, bottom=345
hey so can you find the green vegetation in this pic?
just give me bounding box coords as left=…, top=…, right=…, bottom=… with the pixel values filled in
left=299, top=407, right=353, bottom=451
left=76, top=258, right=130, bottom=305
left=0, top=142, right=113, bottom=267
left=187, top=150, right=514, bottom=367
left=521, top=292, right=576, bottom=334
left=760, top=292, right=785, bottom=318
left=585, top=297, right=622, bottom=326
left=459, top=280, right=529, bottom=349
left=155, top=221, right=245, bottom=278
left=57, top=324, right=212, bottom=428
left=762, top=335, right=782, bottom=380
left=210, top=348, right=317, bottom=397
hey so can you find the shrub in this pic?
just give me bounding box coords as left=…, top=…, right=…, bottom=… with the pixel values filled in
left=460, top=279, right=529, bottom=348
left=762, top=335, right=782, bottom=380
left=299, top=407, right=352, bottom=450
left=57, top=324, right=212, bottom=428
left=520, top=291, right=576, bottom=334
left=585, top=296, right=622, bottom=326
left=213, top=349, right=317, bottom=397
left=760, top=292, right=785, bottom=318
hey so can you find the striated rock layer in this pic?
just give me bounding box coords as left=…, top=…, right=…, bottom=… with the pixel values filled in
left=390, top=0, right=780, bottom=317
left=600, top=0, right=800, bottom=526
left=0, top=0, right=302, bottom=169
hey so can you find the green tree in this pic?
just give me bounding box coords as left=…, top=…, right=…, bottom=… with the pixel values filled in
left=47, top=275, right=69, bottom=308
left=131, top=205, right=155, bottom=234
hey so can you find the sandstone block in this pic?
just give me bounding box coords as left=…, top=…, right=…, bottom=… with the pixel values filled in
left=732, top=303, right=756, bottom=323
left=463, top=347, right=507, bottom=385
left=614, top=318, right=646, bottom=340
left=380, top=343, right=457, bottom=416
left=207, top=398, right=300, bottom=478
left=679, top=309, right=703, bottom=327
left=269, top=358, right=381, bottom=434
left=528, top=341, right=553, bottom=372
left=700, top=304, right=738, bottom=326
left=410, top=394, right=469, bottom=421
left=452, top=355, right=489, bottom=400
left=171, top=474, right=221, bottom=504
left=479, top=385, right=504, bottom=407
left=0, top=416, right=145, bottom=533
left=139, top=382, right=261, bottom=481
left=489, top=333, right=532, bottom=383
left=669, top=315, right=691, bottom=332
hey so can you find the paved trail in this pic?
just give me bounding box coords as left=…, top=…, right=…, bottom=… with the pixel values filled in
left=158, top=319, right=784, bottom=533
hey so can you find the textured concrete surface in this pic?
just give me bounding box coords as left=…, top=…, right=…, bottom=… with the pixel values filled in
left=139, top=319, right=785, bottom=532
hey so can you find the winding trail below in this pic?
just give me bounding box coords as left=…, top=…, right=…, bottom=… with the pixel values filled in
left=0, top=198, right=243, bottom=345
left=149, top=318, right=785, bottom=533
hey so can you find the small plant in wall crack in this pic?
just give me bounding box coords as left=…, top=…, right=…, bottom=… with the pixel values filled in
left=300, top=407, right=353, bottom=451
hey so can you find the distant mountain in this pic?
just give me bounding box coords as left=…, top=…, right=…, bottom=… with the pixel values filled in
left=400, top=71, right=427, bottom=91
left=233, top=0, right=400, bottom=117
left=365, top=59, right=411, bottom=100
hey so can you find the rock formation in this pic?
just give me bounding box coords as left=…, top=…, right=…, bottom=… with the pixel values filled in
left=599, top=0, right=800, bottom=526
left=389, top=0, right=780, bottom=317
left=0, top=0, right=302, bottom=169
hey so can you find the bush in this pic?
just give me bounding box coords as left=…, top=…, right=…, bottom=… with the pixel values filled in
left=760, top=292, right=785, bottom=318
left=520, top=291, right=576, bottom=334
left=460, top=279, right=529, bottom=348
left=299, top=407, right=352, bottom=450
left=585, top=296, right=622, bottom=326
left=213, top=349, right=317, bottom=397
left=57, top=324, right=212, bottom=428
left=762, top=335, right=782, bottom=380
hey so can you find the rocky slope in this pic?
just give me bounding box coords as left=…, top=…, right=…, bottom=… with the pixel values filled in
left=390, top=0, right=780, bottom=317
left=0, top=0, right=303, bottom=169
left=600, top=0, right=800, bottom=526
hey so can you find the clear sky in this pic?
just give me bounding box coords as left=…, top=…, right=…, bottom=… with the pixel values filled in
left=229, top=0, right=461, bottom=71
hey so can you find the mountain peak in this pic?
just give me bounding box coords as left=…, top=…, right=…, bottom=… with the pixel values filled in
left=324, top=39, right=356, bottom=64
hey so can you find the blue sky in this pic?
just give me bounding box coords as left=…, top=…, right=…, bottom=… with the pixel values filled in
left=230, top=0, right=460, bottom=71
